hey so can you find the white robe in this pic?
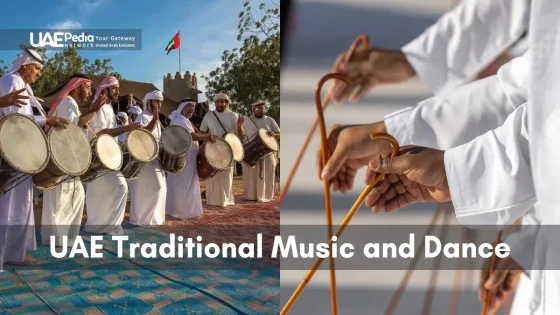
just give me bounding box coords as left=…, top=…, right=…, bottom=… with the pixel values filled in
left=165, top=115, right=203, bottom=219
left=41, top=96, right=85, bottom=247
left=401, top=0, right=531, bottom=94
left=0, top=72, right=46, bottom=269
left=241, top=115, right=280, bottom=202
left=443, top=0, right=560, bottom=309
left=84, top=104, right=127, bottom=235
left=199, top=110, right=238, bottom=207
left=128, top=113, right=166, bottom=226
left=389, top=45, right=541, bottom=314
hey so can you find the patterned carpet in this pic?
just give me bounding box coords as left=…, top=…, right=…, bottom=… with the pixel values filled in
left=13, top=177, right=281, bottom=314
left=0, top=225, right=280, bottom=314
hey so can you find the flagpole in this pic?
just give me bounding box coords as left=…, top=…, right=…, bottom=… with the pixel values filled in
left=178, top=31, right=181, bottom=73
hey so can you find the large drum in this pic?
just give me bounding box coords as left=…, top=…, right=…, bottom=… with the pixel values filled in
left=80, top=134, right=123, bottom=183
left=33, top=124, right=92, bottom=190
left=160, top=125, right=192, bottom=173
left=121, top=129, right=158, bottom=180
left=242, top=128, right=279, bottom=167
left=0, top=114, right=49, bottom=198
left=223, top=132, right=244, bottom=162
left=197, top=138, right=233, bottom=180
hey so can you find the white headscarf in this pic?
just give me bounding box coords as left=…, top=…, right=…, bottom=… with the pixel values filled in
left=142, top=90, right=163, bottom=113
left=170, top=99, right=195, bottom=121
left=116, top=112, right=129, bottom=125
left=213, top=93, right=230, bottom=103
left=4, top=48, right=43, bottom=77
left=127, top=105, right=142, bottom=116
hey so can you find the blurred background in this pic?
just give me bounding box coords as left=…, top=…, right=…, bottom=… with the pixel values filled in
left=279, top=0, right=507, bottom=314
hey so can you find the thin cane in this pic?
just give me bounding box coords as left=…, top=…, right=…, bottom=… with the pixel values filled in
left=384, top=204, right=445, bottom=315
left=279, top=34, right=369, bottom=202
left=281, top=73, right=400, bottom=314
left=313, top=73, right=346, bottom=315
left=481, top=231, right=503, bottom=315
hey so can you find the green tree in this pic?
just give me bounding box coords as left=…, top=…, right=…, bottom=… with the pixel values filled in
left=3, top=44, right=122, bottom=96
left=202, top=0, right=280, bottom=123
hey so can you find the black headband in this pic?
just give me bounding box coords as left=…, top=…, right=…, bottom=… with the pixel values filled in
left=24, top=48, right=43, bottom=65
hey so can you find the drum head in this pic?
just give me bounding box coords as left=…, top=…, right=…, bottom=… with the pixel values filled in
left=204, top=138, right=233, bottom=169
left=224, top=133, right=244, bottom=161
left=49, top=124, right=92, bottom=175
left=258, top=128, right=279, bottom=151
left=96, top=134, right=122, bottom=170
left=0, top=114, right=48, bottom=173
left=161, top=125, right=192, bottom=155
left=127, top=129, right=158, bottom=162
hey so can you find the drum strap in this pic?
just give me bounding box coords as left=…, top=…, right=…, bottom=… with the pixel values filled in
left=249, top=117, right=259, bottom=130
left=212, top=111, right=228, bottom=136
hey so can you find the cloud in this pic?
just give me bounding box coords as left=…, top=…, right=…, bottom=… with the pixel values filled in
left=47, top=19, right=82, bottom=29
left=66, top=0, right=108, bottom=12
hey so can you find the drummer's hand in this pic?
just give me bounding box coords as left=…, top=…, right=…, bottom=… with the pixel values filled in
left=266, top=130, right=274, bottom=138
left=364, top=146, right=451, bottom=213
left=317, top=122, right=393, bottom=193
left=0, top=88, right=29, bottom=108
left=479, top=256, right=524, bottom=313
left=128, top=123, right=142, bottom=131
left=46, top=116, right=70, bottom=128
left=207, top=134, right=218, bottom=143
left=331, top=47, right=415, bottom=104
left=237, top=115, right=245, bottom=125
left=90, top=90, right=107, bottom=112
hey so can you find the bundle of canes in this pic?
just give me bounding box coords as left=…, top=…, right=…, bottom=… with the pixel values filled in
left=278, top=34, right=369, bottom=203
left=280, top=71, right=401, bottom=315
left=279, top=34, right=503, bottom=314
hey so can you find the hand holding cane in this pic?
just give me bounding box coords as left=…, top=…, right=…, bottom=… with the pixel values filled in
left=279, top=34, right=369, bottom=202
left=280, top=72, right=401, bottom=314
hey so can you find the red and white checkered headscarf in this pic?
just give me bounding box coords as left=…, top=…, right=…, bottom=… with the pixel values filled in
left=94, top=76, right=119, bottom=102
left=45, top=75, right=91, bottom=132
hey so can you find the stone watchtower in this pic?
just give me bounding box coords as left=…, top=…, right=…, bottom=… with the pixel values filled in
left=163, top=71, right=200, bottom=102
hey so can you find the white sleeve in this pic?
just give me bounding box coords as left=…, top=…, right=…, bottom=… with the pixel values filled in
left=89, top=109, right=107, bottom=133
left=384, top=52, right=529, bottom=150
left=134, top=114, right=151, bottom=127
left=200, top=114, right=209, bottom=132
left=270, top=117, right=280, bottom=133
left=54, top=98, right=75, bottom=121
left=33, top=116, right=46, bottom=127
left=444, top=103, right=535, bottom=230
left=401, top=0, right=531, bottom=94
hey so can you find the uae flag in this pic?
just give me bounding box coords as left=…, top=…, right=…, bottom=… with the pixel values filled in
left=165, top=31, right=180, bottom=55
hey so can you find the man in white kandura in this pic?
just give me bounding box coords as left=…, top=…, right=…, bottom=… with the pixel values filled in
left=116, top=112, right=129, bottom=144
left=199, top=93, right=245, bottom=207
left=41, top=74, right=107, bottom=247
left=85, top=76, right=140, bottom=235
left=0, top=48, right=69, bottom=269
left=241, top=101, right=280, bottom=202
left=128, top=105, right=142, bottom=126
left=128, top=90, right=167, bottom=226
left=166, top=99, right=218, bottom=219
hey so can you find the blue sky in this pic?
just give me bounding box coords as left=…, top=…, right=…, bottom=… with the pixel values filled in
left=0, top=0, right=254, bottom=102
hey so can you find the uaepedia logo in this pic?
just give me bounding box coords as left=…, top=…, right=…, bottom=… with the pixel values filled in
left=30, top=31, right=94, bottom=48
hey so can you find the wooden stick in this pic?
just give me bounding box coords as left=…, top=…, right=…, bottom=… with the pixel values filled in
left=481, top=231, right=503, bottom=315
left=278, top=34, right=369, bottom=203
left=384, top=204, right=445, bottom=315
left=281, top=132, right=400, bottom=315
